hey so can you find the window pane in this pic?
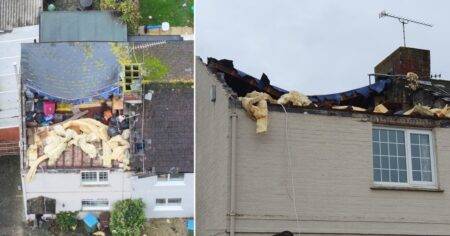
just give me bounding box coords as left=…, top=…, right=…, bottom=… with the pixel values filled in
left=398, top=157, right=407, bottom=170
left=373, top=142, right=380, bottom=155
left=390, top=170, right=399, bottom=182
left=81, top=172, right=97, bottom=182
left=380, top=143, right=388, bottom=155
left=421, top=159, right=431, bottom=172
left=421, top=146, right=430, bottom=157
left=374, top=169, right=381, bottom=181
left=156, top=199, right=166, bottom=205
left=411, top=134, right=420, bottom=144
left=381, top=156, right=389, bottom=169
left=389, top=143, right=397, bottom=156
left=168, top=198, right=182, bottom=204
left=99, top=172, right=108, bottom=182
left=389, top=156, right=398, bottom=169
left=380, top=130, right=388, bottom=142
left=411, top=145, right=420, bottom=157
left=412, top=158, right=421, bottom=171
left=397, top=131, right=405, bottom=143
left=373, top=156, right=380, bottom=168
left=398, top=144, right=406, bottom=156
left=157, top=174, right=168, bottom=181
left=410, top=133, right=434, bottom=183
left=388, top=130, right=396, bottom=143
left=412, top=171, right=422, bottom=181
left=170, top=173, right=184, bottom=181
left=382, top=169, right=390, bottom=182
left=399, top=170, right=407, bottom=182
left=420, top=134, right=430, bottom=145
left=423, top=171, right=432, bottom=182
left=372, top=129, right=380, bottom=142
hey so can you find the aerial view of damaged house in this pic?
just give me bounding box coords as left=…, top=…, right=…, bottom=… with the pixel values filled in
left=18, top=13, right=193, bottom=223
left=197, top=47, right=450, bottom=235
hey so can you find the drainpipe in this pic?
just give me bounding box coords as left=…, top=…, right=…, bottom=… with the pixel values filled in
left=230, top=111, right=237, bottom=236
left=14, top=63, right=28, bottom=220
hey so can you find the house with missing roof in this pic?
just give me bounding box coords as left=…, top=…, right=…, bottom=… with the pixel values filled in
left=196, top=47, right=450, bottom=235
left=20, top=11, right=193, bottom=222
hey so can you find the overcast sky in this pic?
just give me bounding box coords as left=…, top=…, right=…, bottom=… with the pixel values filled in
left=196, top=0, right=450, bottom=95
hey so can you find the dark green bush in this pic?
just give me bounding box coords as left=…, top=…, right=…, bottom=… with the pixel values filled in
left=110, top=199, right=146, bottom=236
left=55, top=211, right=78, bottom=232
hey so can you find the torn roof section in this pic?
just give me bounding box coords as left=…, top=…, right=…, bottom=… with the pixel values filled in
left=21, top=42, right=122, bottom=104
left=205, top=47, right=450, bottom=119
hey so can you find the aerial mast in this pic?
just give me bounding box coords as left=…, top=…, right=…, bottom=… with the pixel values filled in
left=379, top=10, right=433, bottom=47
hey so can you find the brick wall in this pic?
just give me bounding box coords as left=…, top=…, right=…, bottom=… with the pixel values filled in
left=375, top=47, right=430, bottom=79
left=0, top=127, right=19, bottom=156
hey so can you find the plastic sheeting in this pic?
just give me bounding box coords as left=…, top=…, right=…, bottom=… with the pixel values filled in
left=309, top=79, right=391, bottom=104
left=21, top=43, right=123, bottom=104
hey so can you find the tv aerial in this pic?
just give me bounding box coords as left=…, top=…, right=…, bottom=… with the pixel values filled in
left=379, top=10, right=432, bottom=47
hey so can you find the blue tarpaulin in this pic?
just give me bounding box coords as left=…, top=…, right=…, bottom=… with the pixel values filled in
left=309, top=79, right=391, bottom=103
left=21, top=42, right=124, bottom=104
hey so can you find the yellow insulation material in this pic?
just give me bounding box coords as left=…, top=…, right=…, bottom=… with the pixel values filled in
left=374, top=104, right=389, bottom=114
left=403, top=105, right=434, bottom=116
left=240, top=91, right=275, bottom=134
left=277, top=91, right=311, bottom=107
left=26, top=118, right=131, bottom=182
left=26, top=155, right=49, bottom=183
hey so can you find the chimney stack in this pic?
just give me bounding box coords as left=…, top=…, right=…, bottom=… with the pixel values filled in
left=375, top=47, right=430, bottom=80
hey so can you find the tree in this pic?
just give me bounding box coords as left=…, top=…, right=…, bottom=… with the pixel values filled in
left=100, top=0, right=141, bottom=34
left=110, top=199, right=146, bottom=236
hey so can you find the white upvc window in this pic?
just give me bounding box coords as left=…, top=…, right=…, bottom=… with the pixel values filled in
left=81, top=171, right=109, bottom=185
left=156, top=173, right=185, bottom=184
left=154, top=198, right=182, bottom=211
left=157, top=173, right=184, bottom=181
left=372, top=127, right=437, bottom=188
left=81, top=199, right=109, bottom=211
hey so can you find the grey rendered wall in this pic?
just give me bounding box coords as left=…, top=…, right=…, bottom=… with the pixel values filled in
left=232, top=108, right=450, bottom=235
left=195, top=58, right=231, bottom=236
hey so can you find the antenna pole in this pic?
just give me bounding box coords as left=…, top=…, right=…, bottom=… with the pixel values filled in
left=379, top=10, right=432, bottom=47
left=400, top=20, right=407, bottom=47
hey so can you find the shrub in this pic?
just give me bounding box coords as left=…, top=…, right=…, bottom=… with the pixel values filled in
left=55, top=211, right=78, bottom=232
left=100, top=0, right=141, bottom=34
left=110, top=199, right=146, bottom=236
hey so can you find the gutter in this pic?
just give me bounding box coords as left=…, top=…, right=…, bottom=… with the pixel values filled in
left=230, top=109, right=237, bottom=236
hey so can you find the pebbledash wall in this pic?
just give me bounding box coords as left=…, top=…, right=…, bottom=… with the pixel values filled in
left=24, top=172, right=194, bottom=219
left=196, top=58, right=450, bottom=235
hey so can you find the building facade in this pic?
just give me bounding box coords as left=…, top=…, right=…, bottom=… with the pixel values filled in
left=196, top=51, right=450, bottom=235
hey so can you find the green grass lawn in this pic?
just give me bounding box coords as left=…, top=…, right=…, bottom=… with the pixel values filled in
left=140, top=0, right=194, bottom=27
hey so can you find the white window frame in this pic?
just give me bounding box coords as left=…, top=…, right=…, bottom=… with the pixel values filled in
left=81, top=199, right=109, bottom=211
left=156, top=173, right=185, bottom=186
left=372, top=127, right=437, bottom=188
left=154, top=198, right=183, bottom=211
left=81, top=170, right=109, bottom=186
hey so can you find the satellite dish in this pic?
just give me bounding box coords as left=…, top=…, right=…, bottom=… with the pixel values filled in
left=161, top=22, right=170, bottom=31
left=80, top=0, right=93, bottom=8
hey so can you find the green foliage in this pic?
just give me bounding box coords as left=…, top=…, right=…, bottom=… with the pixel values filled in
left=55, top=211, right=78, bottom=232
left=110, top=199, right=146, bottom=236
left=140, top=56, right=169, bottom=83
left=100, top=0, right=142, bottom=34
left=140, top=0, right=194, bottom=27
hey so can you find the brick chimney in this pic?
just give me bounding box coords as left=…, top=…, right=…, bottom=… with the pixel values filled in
left=375, top=47, right=430, bottom=79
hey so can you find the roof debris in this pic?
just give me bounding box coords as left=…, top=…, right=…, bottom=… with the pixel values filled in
left=240, top=91, right=275, bottom=134
left=26, top=118, right=131, bottom=182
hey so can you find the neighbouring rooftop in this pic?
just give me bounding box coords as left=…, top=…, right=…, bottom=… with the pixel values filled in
left=0, top=0, right=42, bottom=31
